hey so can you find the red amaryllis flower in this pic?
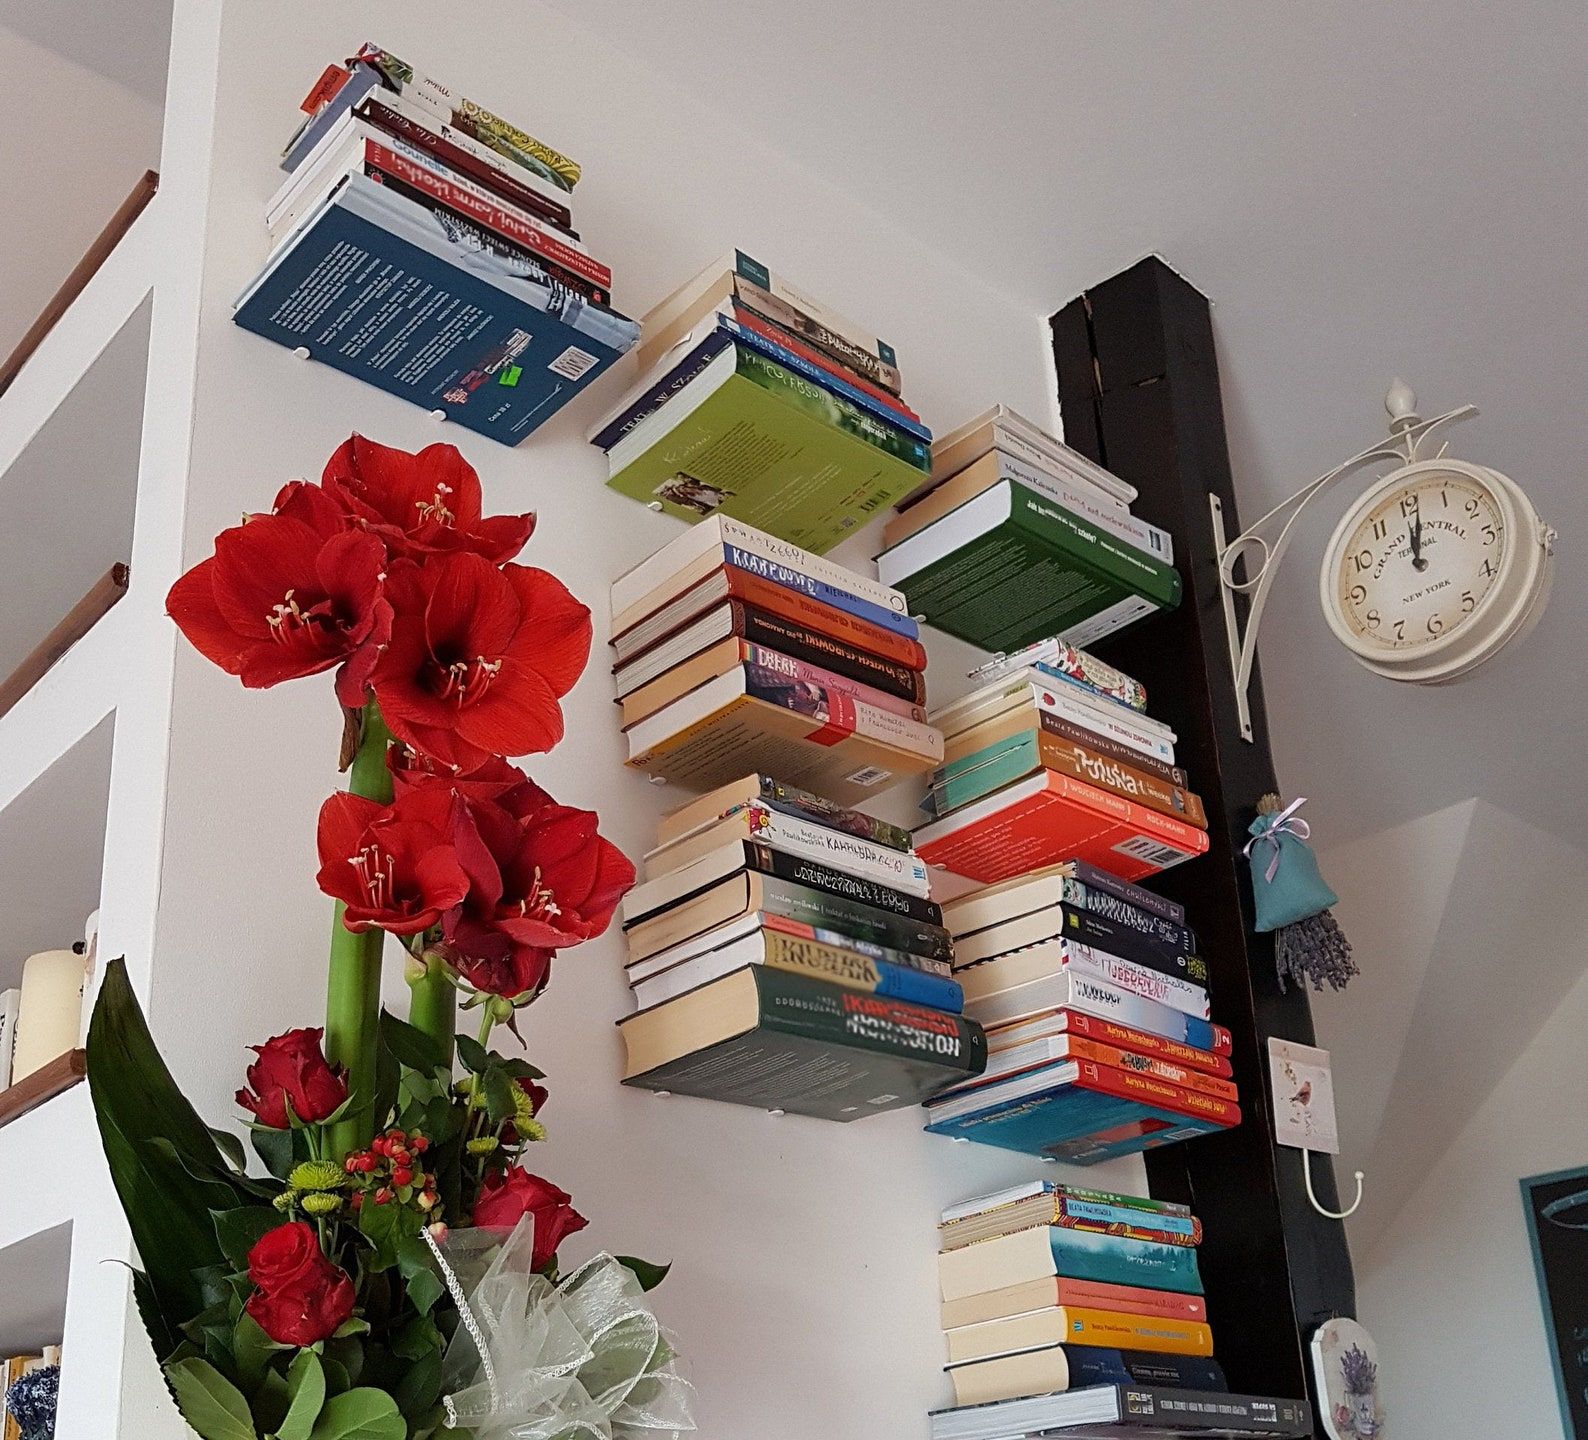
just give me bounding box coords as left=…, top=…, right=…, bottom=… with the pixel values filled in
left=449, top=938, right=554, bottom=1002
left=167, top=489, right=389, bottom=706
left=236, top=1028, right=348, bottom=1129
left=390, top=751, right=552, bottom=817
left=322, top=435, right=535, bottom=564
left=370, top=554, right=592, bottom=770
left=315, top=786, right=470, bottom=935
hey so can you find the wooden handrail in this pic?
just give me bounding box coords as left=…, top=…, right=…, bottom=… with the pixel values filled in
left=0, top=1048, right=86, bottom=1130
left=0, top=563, right=130, bottom=721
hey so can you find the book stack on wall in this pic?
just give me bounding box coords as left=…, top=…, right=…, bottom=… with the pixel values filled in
left=617, top=774, right=986, bottom=1120
left=936, top=1182, right=1220, bottom=1411
left=876, top=406, right=1180, bottom=652
left=591, top=250, right=931, bottom=553
left=236, top=42, right=639, bottom=443
left=612, top=519, right=943, bottom=803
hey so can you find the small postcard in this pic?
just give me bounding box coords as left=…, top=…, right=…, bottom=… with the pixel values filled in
left=1269, top=1037, right=1340, bottom=1155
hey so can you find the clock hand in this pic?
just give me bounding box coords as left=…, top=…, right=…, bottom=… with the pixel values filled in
left=1409, top=502, right=1429, bottom=572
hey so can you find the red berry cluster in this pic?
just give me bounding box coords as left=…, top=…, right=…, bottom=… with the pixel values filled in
left=344, top=1127, right=441, bottom=1217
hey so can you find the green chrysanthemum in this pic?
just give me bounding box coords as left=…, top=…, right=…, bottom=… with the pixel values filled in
left=300, top=1191, right=342, bottom=1217
left=465, top=1136, right=499, bottom=1156
left=514, top=1117, right=547, bottom=1144
left=289, top=1160, right=349, bottom=1192
left=272, top=1189, right=300, bottom=1212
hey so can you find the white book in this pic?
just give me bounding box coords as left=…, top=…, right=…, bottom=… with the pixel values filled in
left=981, top=450, right=1171, bottom=563
left=957, top=939, right=1209, bottom=1021
left=932, top=674, right=1175, bottom=766
left=940, top=1181, right=1053, bottom=1226
left=0, top=988, right=19, bottom=1089
left=611, top=515, right=907, bottom=623
left=963, top=968, right=1207, bottom=1037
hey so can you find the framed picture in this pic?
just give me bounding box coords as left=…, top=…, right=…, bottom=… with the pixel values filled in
left=1521, top=1165, right=1588, bottom=1439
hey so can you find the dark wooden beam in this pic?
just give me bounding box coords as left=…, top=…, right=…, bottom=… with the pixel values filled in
left=1051, top=258, right=1356, bottom=1426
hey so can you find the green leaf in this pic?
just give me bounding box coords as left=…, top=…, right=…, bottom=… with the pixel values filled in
left=274, top=1351, right=326, bottom=1440
left=215, top=1207, right=283, bottom=1272
left=209, top=1127, right=249, bottom=1174
left=324, top=1335, right=365, bottom=1388
left=165, top=1356, right=258, bottom=1440
left=379, top=1009, right=447, bottom=1075
left=251, top=1367, right=291, bottom=1435
left=320, top=1358, right=352, bottom=1397
left=250, top=1124, right=301, bottom=1182
left=358, top=1195, right=421, bottom=1271
left=389, top=1315, right=443, bottom=1363
left=233, top=1311, right=289, bottom=1389
left=480, top=1066, right=516, bottom=1126
left=393, top=1344, right=440, bottom=1419
left=614, top=1255, right=672, bottom=1292
left=307, top=1387, right=406, bottom=1440
left=453, top=1033, right=489, bottom=1074
left=496, top=1056, right=545, bottom=1080
left=394, top=1236, right=444, bottom=1316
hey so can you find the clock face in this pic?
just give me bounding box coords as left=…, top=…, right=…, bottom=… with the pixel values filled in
left=1334, top=469, right=1507, bottom=651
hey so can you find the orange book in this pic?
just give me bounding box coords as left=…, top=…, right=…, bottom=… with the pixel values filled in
left=913, top=769, right=1210, bottom=884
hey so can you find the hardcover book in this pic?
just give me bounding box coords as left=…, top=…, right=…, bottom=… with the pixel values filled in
left=943, top=862, right=1188, bottom=938
left=234, top=173, right=637, bottom=444
left=618, top=965, right=985, bottom=1121
left=934, top=673, right=1176, bottom=766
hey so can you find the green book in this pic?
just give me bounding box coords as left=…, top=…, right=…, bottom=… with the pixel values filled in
left=605, top=342, right=929, bottom=554
left=618, top=965, right=986, bottom=1121
left=876, top=479, right=1182, bottom=652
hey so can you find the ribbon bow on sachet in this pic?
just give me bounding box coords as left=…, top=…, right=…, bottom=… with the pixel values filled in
left=1243, top=795, right=1313, bottom=882
left=422, top=1218, right=696, bottom=1440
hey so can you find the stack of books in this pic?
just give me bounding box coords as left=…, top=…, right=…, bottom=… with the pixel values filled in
left=616, top=774, right=986, bottom=1120
left=912, top=641, right=1211, bottom=884
left=612, top=519, right=943, bottom=803
left=936, top=1182, right=1218, bottom=1410
left=876, top=406, right=1180, bottom=652
left=237, top=42, right=639, bottom=443
left=591, top=250, right=931, bottom=553
left=922, top=861, right=1239, bottom=1162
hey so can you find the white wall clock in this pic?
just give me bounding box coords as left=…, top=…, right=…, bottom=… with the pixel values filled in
left=1319, top=454, right=1555, bottom=684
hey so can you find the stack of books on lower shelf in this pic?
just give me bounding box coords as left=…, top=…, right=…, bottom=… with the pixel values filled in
left=236, top=41, right=639, bottom=443
left=616, top=775, right=985, bottom=1119
left=876, top=406, right=1180, bottom=652
left=922, top=861, right=1238, bottom=1162
left=3, top=1346, right=60, bottom=1440
left=592, top=250, right=931, bottom=552
left=913, top=641, right=1210, bottom=884
left=612, top=519, right=942, bottom=804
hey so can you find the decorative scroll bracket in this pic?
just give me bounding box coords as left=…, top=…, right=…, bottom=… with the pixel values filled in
left=1211, top=381, right=1478, bottom=741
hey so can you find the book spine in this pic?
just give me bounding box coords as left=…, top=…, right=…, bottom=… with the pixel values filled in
left=1053, top=1200, right=1202, bottom=1248
left=358, top=98, right=575, bottom=230
left=1119, top=1387, right=1309, bottom=1433
left=730, top=305, right=919, bottom=420
left=733, top=250, right=896, bottom=367
left=757, top=967, right=986, bottom=1074
left=1050, top=942, right=1210, bottom=1021
left=996, top=451, right=1175, bottom=564
left=743, top=643, right=926, bottom=724
left=1000, top=974, right=1223, bottom=1053
left=755, top=775, right=917, bottom=850
left=759, top=912, right=950, bottom=976
left=734, top=605, right=926, bottom=704
left=739, top=803, right=930, bottom=893
left=1061, top=1348, right=1227, bottom=1392
left=1060, top=1035, right=1238, bottom=1102
left=1010, top=482, right=1183, bottom=609
left=283, top=64, right=383, bottom=170
left=715, top=316, right=932, bottom=442
left=724, top=543, right=921, bottom=639
left=1051, top=1185, right=1193, bottom=1220
left=741, top=663, right=942, bottom=761
left=591, top=332, right=735, bottom=451
left=1041, top=711, right=1189, bottom=787
left=974, top=638, right=1147, bottom=711
left=1060, top=1310, right=1214, bottom=1355
left=1065, top=878, right=1196, bottom=952
left=1030, top=683, right=1176, bottom=766
left=757, top=875, right=952, bottom=962
left=1075, top=1059, right=1242, bottom=1129
left=1068, top=858, right=1185, bottom=925
left=729, top=570, right=927, bottom=668
left=1059, top=908, right=1208, bottom=987
left=734, top=278, right=904, bottom=395
left=732, top=344, right=930, bottom=472
left=1053, top=1279, right=1208, bottom=1322
left=760, top=932, right=962, bottom=1012
left=1043, top=771, right=1209, bottom=859
left=1056, top=1009, right=1233, bottom=1072
left=747, top=842, right=943, bottom=924
left=1039, top=733, right=1207, bottom=829
left=714, top=517, right=909, bottom=617
left=926, top=734, right=1043, bottom=817
left=362, top=137, right=608, bottom=286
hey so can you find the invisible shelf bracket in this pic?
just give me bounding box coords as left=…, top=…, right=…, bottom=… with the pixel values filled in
left=1210, top=381, right=1478, bottom=742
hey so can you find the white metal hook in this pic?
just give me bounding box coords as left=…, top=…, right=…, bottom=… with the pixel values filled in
left=1303, top=1147, right=1365, bottom=1220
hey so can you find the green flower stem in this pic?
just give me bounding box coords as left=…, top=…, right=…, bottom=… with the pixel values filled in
left=323, top=701, right=395, bottom=1157
left=407, top=961, right=456, bottom=1066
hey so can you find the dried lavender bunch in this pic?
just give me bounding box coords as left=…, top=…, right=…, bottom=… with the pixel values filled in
left=1276, top=909, right=1358, bottom=993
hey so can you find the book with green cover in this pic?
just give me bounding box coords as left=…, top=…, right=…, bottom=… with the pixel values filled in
left=606, top=342, right=929, bottom=554
left=618, top=965, right=986, bottom=1121
left=876, top=480, right=1182, bottom=652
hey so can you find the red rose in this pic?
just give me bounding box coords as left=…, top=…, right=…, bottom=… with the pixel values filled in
left=370, top=554, right=591, bottom=770
left=315, top=785, right=470, bottom=935
left=471, top=1169, right=587, bottom=1270
left=244, top=1221, right=356, bottom=1347
left=322, top=435, right=535, bottom=564
left=236, top=1028, right=349, bottom=1129
left=167, top=484, right=391, bottom=706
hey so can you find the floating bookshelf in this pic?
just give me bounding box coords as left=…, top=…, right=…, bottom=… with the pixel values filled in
left=0, top=1050, right=87, bottom=1132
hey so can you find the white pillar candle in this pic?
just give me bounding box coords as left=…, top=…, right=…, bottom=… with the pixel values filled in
left=11, top=948, right=87, bottom=1082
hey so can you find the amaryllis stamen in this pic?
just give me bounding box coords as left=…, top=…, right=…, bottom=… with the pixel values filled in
left=414, top=481, right=456, bottom=526
left=266, top=589, right=311, bottom=641
left=349, top=844, right=395, bottom=909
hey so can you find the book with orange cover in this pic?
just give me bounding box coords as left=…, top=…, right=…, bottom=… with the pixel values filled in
left=913, top=769, right=1210, bottom=884
left=959, top=1031, right=1238, bottom=1103
left=986, top=1007, right=1233, bottom=1069
left=938, top=1275, right=1209, bottom=1331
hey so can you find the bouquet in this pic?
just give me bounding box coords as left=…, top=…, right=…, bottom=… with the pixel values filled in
left=87, top=437, right=693, bottom=1440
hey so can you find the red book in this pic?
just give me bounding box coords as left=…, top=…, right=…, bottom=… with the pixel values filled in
left=1046, top=1008, right=1233, bottom=1071
left=1049, top=1277, right=1208, bottom=1322
left=914, top=768, right=1210, bottom=884
left=1075, top=1057, right=1242, bottom=1129
left=982, top=1031, right=1238, bottom=1102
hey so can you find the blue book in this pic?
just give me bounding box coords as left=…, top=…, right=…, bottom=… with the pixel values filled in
left=235, top=173, right=638, bottom=445
left=947, top=1225, right=1205, bottom=1294
left=1019, top=1345, right=1226, bottom=1392
left=873, top=960, right=963, bottom=1012
left=589, top=329, right=735, bottom=450
left=722, top=543, right=920, bottom=640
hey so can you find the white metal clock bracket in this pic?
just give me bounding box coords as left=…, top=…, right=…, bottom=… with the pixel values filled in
left=1210, top=381, right=1477, bottom=741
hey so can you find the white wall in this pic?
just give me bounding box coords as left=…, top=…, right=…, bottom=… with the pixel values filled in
left=1356, top=964, right=1588, bottom=1439
left=142, top=7, right=1155, bottom=1439
left=0, top=25, right=162, bottom=356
